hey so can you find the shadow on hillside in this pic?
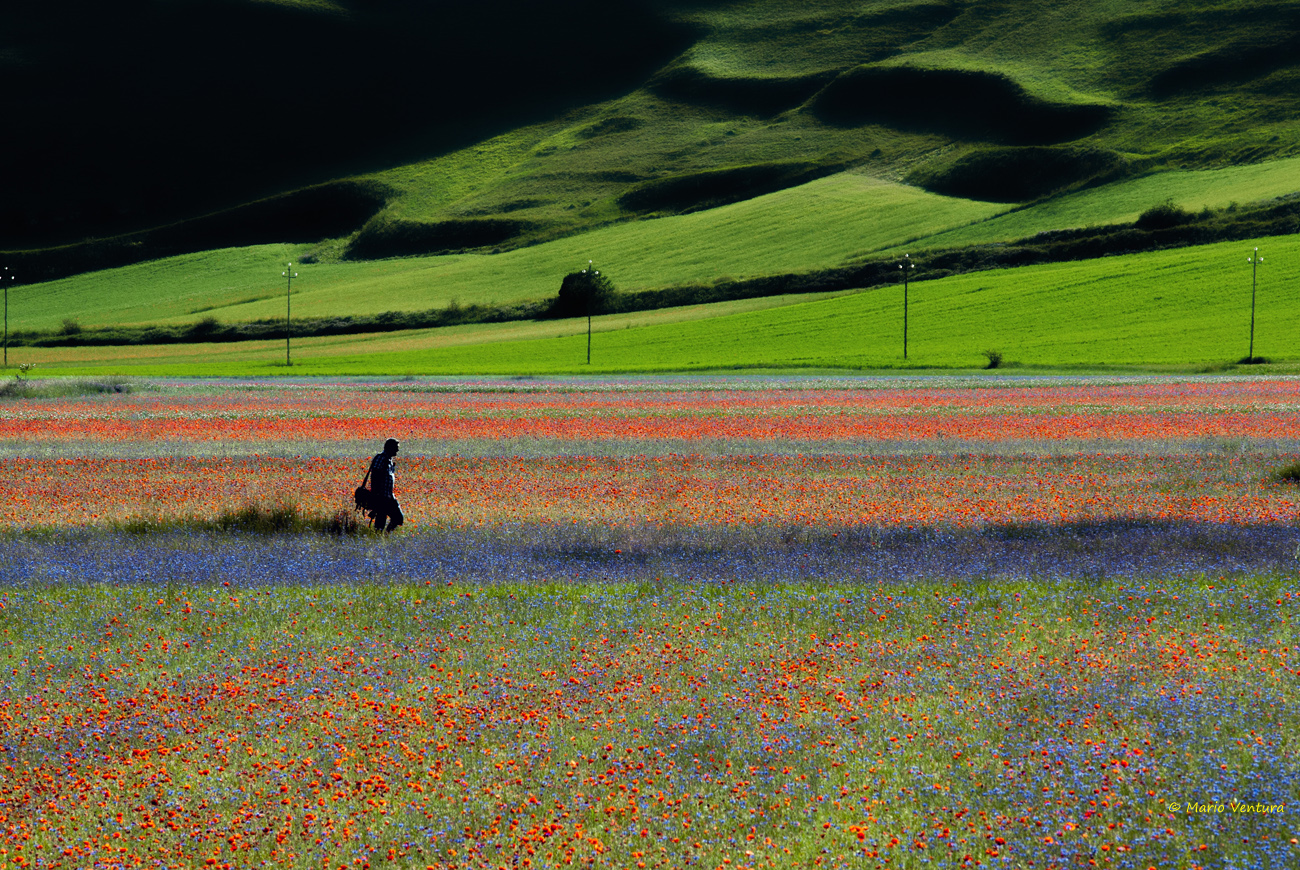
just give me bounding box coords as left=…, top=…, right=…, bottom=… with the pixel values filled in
left=812, top=66, right=1114, bottom=145
left=0, top=0, right=694, bottom=250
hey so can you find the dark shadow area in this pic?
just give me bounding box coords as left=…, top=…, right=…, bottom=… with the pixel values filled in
left=812, top=66, right=1114, bottom=145
left=647, top=1, right=962, bottom=116
left=345, top=216, right=531, bottom=259
left=1100, top=4, right=1300, bottom=98
left=3, top=519, right=1295, bottom=587
left=617, top=161, right=830, bottom=214
left=907, top=145, right=1128, bottom=203
left=1149, top=32, right=1300, bottom=98
left=3, top=180, right=392, bottom=284
left=575, top=116, right=648, bottom=140
left=0, top=0, right=695, bottom=248
left=648, top=67, right=834, bottom=117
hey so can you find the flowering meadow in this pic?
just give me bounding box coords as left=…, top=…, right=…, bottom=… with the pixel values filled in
left=2, top=377, right=1300, bottom=529
left=0, top=375, right=1297, bottom=869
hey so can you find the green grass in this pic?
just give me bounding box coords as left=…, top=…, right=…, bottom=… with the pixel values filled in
left=0, top=376, right=139, bottom=400
left=18, top=156, right=1300, bottom=338
left=110, top=502, right=376, bottom=537
left=899, top=156, right=1300, bottom=252
left=351, top=0, right=1300, bottom=249
left=13, top=175, right=1003, bottom=331
left=8, top=0, right=1300, bottom=377
left=20, top=232, right=1300, bottom=376
left=12, top=0, right=1300, bottom=277
left=1268, top=461, right=1300, bottom=485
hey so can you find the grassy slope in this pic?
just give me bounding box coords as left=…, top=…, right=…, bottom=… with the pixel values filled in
left=19, top=176, right=1002, bottom=330
left=357, top=0, right=1300, bottom=245
left=26, top=232, right=1300, bottom=376
left=20, top=157, right=1300, bottom=333
left=11, top=0, right=1300, bottom=262
left=899, top=157, right=1300, bottom=252
left=9, top=0, right=1300, bottom=376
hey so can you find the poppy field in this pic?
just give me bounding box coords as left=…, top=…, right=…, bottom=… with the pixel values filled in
left=0, top=375, right=1297, bottom=869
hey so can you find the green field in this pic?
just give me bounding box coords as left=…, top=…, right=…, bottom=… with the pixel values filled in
left=12, top=175, right=1005, bottom=331
left=9, top=0, right=1300, bottom=266
left=354, top=0, right=1300, bottom=250
left=7, top=0, right=1300, bottom=376
left=895, top=157, right=1300, bottom=252
left=16, top=158, right=1300, bottom=338
left=21, top=232, right=1298, bottom=377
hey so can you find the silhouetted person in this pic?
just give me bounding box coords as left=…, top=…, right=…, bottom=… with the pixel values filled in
left=368, top=438, right=404, bottom=532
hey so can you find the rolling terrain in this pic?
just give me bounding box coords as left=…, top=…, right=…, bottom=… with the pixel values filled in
left=20, top=230, right=1300, bottom=376
left=4, top=0, right=1300, bottom=372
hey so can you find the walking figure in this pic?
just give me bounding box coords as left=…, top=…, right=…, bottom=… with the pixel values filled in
left=362, top=438, right=404, bottom=532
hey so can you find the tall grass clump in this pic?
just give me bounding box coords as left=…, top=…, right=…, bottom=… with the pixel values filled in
left=114, top=503, right=377, bottom=537
left=1268, top=461, right=1300, bottom=485
left=0, top=376, right=136, bottom=401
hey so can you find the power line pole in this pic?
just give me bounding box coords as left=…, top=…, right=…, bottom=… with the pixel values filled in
left=899, top=254, right=915, bottom=360
left=2, top=267, right=12, bottom=368
left=583, top=260, right=599, bottom=365
left=282, top=262, right=298, bottom=366
left=1247, top=247, right=1263, bottom=362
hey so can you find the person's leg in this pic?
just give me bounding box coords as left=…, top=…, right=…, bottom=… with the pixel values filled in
left=371, top=503, right=387, bottom=530
left=385, top=498, right=404, bottom=532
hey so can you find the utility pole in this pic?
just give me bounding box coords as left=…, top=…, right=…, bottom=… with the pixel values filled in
left=899, top=254, right=915, bottom=360
left=1247, top=247, right=1263, bottom=362
left=282, top=262, right=298, bottom=366
left=2, top=267, right=12, bottom=367
left=583, top=260, right=599, bottom=365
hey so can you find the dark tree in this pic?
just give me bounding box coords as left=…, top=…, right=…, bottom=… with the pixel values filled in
left=1135, top=200, right=1195, bottom=231
left=552, top=264, right=616, bottom=318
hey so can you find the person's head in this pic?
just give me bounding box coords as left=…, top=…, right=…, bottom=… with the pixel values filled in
left=383, top=438, right=400, bottom=456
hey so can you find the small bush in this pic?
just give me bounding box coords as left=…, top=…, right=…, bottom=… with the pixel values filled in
left=982, top=349, right=1004, bottom=369
left=59, top=318, right=83, bottom=336
left=188, top=315, right=221, bottom=338
left=1268, top=462, right=1300, bottom=485
left=1136, top=200, right=1195, bottom=230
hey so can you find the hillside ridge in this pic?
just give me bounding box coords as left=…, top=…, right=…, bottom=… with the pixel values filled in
left=4, top=0, right=1300, bottom=283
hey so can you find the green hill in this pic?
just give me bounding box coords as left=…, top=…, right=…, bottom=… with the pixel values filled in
left=4, top=0, right=1300, bottom=375
left=11, top=174, right=1005, bottom=331
left=9, top=157, right=1299, bottom=338
left=21, top=231, right=1300, bottom=376
left=6, top=0, right=1300, bottom=273
left=0, top=0, right=690, bottom=252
